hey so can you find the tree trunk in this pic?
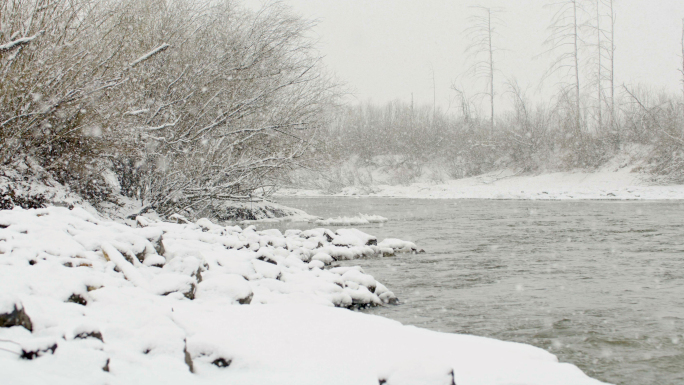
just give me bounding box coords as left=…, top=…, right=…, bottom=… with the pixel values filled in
left=488, top=8, right=495, bottom=136
left=610, top=0, right=616, bottom=133
left=596, top=0, right=602, bottom=130
left=573, top=0, right=581, bottom=132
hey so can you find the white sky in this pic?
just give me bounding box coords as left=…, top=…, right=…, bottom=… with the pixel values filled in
left=247, top=0, right=684, bottom=115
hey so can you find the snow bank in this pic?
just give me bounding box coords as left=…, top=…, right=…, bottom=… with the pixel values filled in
left=281, top=147, right=684, bottom=201
left=315, top=213, right=388, bottom=226
left=0, top=207, right=607, bottom=384
left=0, top=158, right=92, bottom=211
left=279, top=167, right=684, bottom=200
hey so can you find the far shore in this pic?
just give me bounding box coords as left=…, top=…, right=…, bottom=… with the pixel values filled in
left=278, top=168, right=684, bottom=201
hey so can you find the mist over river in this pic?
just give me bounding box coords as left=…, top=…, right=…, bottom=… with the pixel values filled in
left=272, top=197, right=684, bottom=385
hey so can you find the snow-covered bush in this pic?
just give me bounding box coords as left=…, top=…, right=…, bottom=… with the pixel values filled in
left=0, top=0, right=338, bottom=215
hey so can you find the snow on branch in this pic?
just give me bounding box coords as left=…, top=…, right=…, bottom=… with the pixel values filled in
left=0, top=31, right=45, bottom=53
left=142, top=118, right=179, bottom=131
left=123, top=109, right=150, bottom=117
left=129, top=44, right=170, bottom=67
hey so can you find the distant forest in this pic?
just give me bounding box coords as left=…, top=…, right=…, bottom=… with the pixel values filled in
left=315, top=2, right=684, bottom=187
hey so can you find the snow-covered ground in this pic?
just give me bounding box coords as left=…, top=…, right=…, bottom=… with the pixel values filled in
left=280, top=166, right=684, bottom=200
left=0, top=206, right=607, bottom=384
left=281, top=147, right=684, bottom=200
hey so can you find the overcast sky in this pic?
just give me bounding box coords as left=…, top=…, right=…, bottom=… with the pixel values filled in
left=247, top=0, right=684, bottom=115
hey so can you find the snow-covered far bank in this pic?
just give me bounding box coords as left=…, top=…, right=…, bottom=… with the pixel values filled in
left=0, top=206, right=608, bottom=384
left=278, top=167, right=684, bottom=200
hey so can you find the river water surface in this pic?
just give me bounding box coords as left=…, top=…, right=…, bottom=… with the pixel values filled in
left=272, top=197, right=684, bottom=385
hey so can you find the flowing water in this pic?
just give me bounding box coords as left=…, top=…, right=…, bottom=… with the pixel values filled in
left=271, top=197, right=684, bottom=385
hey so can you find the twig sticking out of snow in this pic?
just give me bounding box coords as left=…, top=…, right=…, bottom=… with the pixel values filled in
left=129, top=44, right=170, bottom=67
left=0, top=347, right=20, bottom=356
left=0, top=31, right=45, bottom=53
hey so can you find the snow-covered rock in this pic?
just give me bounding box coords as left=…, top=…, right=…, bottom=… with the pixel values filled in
left=311, top=252, right=334, bottom=265
left=0, top=295, right=33, bottom=331
left=0, top=207, right=402, bottom=309
left=378, top=238, right=420, bottom=253
left=0, top=207, right=607, bottom=385
left=333, top=228, right=377, bottom=247
left=315, top=213, right=388, bottom=226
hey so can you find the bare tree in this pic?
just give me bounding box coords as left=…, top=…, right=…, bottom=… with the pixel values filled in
left=606, top=0, right=617, bottom=130
left=594, top=0, right=603, bottom=128
left=589, top=0, right=617, bottom=133
left=464, top=6, right=504, bottom=136
left=681, top=18, right=684, bottom=101
left=450, top=85, right=475, bottom=124
left=542, top=0, right=588, bottom=131
left=679, top=17, right=684, bottom=134
left=430, top=64, right=436, bottom=121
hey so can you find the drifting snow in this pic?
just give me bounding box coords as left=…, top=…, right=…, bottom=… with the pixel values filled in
left=0, top=207, right=606, bottom=384
left=315, top=213, right=388, bottom=226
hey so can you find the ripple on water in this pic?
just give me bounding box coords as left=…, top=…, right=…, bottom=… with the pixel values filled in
left=274, top=198, right=684, bottom=385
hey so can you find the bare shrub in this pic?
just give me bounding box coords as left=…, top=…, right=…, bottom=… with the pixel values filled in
left=0, top=0, right=338, bottom=215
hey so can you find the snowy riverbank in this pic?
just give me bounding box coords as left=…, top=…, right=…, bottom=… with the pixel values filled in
left=279, top=167, right=684, bottom=200
left=0, top=207, right=606, bottom=384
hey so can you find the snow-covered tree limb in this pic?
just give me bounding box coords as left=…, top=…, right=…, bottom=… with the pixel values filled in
left=0, top=31, right=44, bottom=54
left=129, top=43, right=170, bottom=67
left=123, top=109, right=150, bottom=117
left=141, top=118, right=179, bottom=131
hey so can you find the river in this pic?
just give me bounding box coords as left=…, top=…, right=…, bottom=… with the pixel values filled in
left=270, top=197, right=684, bottom=385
